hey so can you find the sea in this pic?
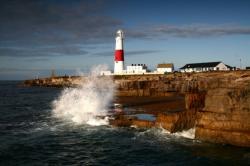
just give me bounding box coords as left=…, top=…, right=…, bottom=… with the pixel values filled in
left=0, top=81, right=249, bottom=166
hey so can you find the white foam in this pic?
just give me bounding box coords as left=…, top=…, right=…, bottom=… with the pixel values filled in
left=158, top=126, right=196, bottom=139
left=172, top=128, right=196, bottom=139
left=86, top=116, right=109, bottom=126
left=52, top=65, right=115, bottom=126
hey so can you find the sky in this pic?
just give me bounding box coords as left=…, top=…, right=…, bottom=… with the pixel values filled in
left=0, top=0, right=250, bottom=80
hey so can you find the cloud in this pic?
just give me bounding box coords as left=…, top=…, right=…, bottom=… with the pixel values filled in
left=123, top=24, right=250, bottom=39
left=1, top=0, right=250, bottom=60
left=0, top=0, right=123, bottom=58
left=126, top=50, right=160, bottom=55
left=0, top=45, right=88, bottom=57
left=154, top=25, right=250, bottom=38
left=26, top=58, right=49, bottom=62
left=0, top=0, right=122, bottom=46
left=1, top=0, right=250, bottom=45
left=91, top=51, right=113, bottom=57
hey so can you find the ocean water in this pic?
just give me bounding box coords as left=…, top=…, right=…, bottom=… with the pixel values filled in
left=0, top=81, right=249, bottom=166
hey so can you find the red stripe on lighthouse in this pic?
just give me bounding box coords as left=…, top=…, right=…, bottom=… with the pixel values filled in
left=114, top=50, right=124, bottom=61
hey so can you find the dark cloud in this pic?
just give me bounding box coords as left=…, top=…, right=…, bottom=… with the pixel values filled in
left=124, top=25, right=250, bottom=39
left=126, top=50, right=160, bottom=55
left=0, top=45, right=88, bottom=57
left=154, top=25, right=250, bottom=38
left=91, top=51, right=113, bottom=57
left=0, top=0, right=122, bottom=47
left=26, top=58, right=49, bottom=62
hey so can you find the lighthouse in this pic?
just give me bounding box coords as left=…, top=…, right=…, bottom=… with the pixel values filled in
left=114, top=29, right=124, bottom=74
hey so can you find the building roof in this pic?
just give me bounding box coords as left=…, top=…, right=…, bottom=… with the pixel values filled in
left=157, top=63, right=174, bottom=68
left=180, top=62, right=221, bottom=69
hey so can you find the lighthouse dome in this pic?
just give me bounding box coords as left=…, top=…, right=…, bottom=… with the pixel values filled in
left=116, top=29, right=124, bottom=38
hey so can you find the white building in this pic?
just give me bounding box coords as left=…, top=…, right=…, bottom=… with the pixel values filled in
left=156, top=63, right=174, bottom=73
left=126, top=64, right=147, bottom=74
left=180, top=61, right=231, bottom=72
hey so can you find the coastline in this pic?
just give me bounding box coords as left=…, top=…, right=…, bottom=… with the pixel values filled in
left=23, top=70, right=250, bottom=147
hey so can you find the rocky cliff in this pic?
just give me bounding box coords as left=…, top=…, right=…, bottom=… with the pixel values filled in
left=196, top=81, right=250, bottom=147
left=113, top=71, right=250, bottom=147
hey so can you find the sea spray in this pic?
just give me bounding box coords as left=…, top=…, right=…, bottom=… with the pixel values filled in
left=52, top=65, right=115, bottom=126
left=172, top=128, right=196, bottom=139
left=160, top=127, right=196, bottom=139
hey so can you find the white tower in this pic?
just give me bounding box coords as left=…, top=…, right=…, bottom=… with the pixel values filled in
left=114, top=30, right=124, bottom=74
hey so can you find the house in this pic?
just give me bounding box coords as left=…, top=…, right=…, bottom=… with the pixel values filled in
left=126, top=64, right=147, bottom=74
left=180, top=61, right=231, bottom=72
left=156, top=63, right=174, bottom=73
